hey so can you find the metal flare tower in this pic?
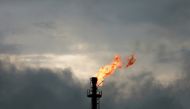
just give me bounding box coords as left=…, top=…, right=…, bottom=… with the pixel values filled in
left=87, top=77, right=102, bottom=109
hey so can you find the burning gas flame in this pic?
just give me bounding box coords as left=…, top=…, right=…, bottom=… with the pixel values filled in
left=95, top=54, right=136, bottom=86
left=95, top=55, right=122, bottom=86
left=126, top=54, right=136, bottom=68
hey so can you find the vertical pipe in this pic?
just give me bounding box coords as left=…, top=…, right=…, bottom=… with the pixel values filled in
left=91, top=77, right=97, bottom=109
left=87, top=77, right=101, bottom=109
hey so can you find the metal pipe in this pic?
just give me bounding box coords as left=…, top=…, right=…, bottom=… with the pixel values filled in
left=87, top=77, right=102, bottom=109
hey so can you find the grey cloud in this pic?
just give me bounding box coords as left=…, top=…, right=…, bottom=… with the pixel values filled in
left=0, top=0, right=189, bottom=54
left=0, top=0, right=190, bottom=108
left=0, top=60, right=88, bottom=109
left=0, top=43, right=21, bottom=54
left=84, top=0, right=190, bottom=29
left=0, top=55, right=190, bottom=109
left=102, top=66, right=190, bottom=109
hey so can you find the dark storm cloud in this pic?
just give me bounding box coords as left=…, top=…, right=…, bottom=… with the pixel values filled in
left=0, top=55, right=190, bottom=109
left=0, top=60, right=88, bottom=109
left=0, top=1, right=190, bottom=108
left=0, top=0, right=189, bottom=54
left=102, top=72, right=183, bottom=109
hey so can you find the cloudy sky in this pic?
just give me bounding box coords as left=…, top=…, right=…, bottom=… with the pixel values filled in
left=0, top=0, right=190, bottom=109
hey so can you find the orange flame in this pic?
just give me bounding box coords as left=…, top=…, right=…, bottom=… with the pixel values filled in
left=95, top=54, right=136, bottom=86
left=126, top=54, right=136, bottom=68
